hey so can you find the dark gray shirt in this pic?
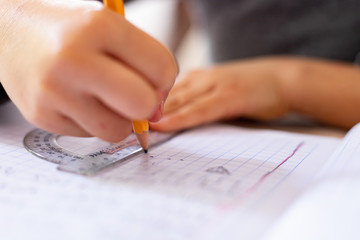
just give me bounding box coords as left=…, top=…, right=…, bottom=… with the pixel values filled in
left=189, top=0, right=360, bottom=63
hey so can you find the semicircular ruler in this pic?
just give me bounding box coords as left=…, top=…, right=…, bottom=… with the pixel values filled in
left=23, top=128, right=176, bottom=176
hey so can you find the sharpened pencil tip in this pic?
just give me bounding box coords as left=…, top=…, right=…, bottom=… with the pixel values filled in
left=144, top=149, right=148, bottom=154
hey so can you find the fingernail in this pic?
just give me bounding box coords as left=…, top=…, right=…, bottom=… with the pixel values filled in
left=149, top=101, right=163, bottom=122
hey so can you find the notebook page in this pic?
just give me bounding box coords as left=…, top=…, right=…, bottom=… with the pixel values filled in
left=316, top=122, right=360, bottom=177
left=263, top=123, right=360, bottom=240
left=0, top=102, right=342, bottom=240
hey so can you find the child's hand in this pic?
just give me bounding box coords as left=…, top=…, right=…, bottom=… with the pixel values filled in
left=151, top=58, right=289, bottom=132
left=152, top=56, right=360, bottom=132
left=0, top=0, right=177, bottom=142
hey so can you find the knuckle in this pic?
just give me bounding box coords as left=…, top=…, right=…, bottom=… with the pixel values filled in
left=80, top=10, right=108, bottom=34
left=60, top=9, right=114, bottom=48
left=72, top=10, right=104, bottom=34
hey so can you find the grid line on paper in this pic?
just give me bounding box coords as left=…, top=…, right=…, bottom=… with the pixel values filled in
left=101, top=126, right=323, bottom=208
left=229, top=141, right=290, bottom=184
left=246, top=142, right=304, bottom=193
left=218, top=141, right=307, bottom=209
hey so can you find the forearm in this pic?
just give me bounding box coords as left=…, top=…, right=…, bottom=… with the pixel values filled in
left=278, top=57, right=360, bottom=129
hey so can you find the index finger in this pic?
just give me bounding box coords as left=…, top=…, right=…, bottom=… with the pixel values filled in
left=100, top=10, right=178, bottom=91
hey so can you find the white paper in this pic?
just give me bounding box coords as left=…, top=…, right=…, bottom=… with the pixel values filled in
left=1, top=102, right=350, bottom=240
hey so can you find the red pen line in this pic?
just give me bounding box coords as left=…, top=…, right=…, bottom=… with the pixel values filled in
left=247, top=141, right=304, bottom=192
left=219, top=142, right=304, bottom=211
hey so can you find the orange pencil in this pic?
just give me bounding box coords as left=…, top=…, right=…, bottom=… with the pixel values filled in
left=103, top=0, right=149, bottom=153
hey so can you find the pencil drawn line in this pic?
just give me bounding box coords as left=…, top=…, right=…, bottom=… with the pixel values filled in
left=205, top=166, right=230, bottom=175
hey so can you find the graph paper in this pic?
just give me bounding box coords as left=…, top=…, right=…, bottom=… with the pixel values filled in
left=0, top=102, right=350, bottom=240
left=99, top=125, right=330, bottom=207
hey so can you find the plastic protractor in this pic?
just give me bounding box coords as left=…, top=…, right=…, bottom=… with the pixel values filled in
left=23, top=128, right=175, bottom=175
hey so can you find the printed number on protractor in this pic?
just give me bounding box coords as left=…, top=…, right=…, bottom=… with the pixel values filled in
left=23, top=128, right=175, bottom=176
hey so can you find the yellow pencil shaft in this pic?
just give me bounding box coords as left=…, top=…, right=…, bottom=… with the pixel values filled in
left=132, top=120, right=149, bottom=134
left=103, top=0, right=125, bottom=16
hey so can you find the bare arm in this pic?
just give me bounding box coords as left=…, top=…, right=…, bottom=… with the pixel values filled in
left=151, top=56, right=360, bottom=131
left=280, top=57, right=360, bottom=129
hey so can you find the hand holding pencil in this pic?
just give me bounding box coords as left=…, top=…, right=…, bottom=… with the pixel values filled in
left=0, top=0, right=177, bottom=143
left=104, top=0, right=158, bottom=152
